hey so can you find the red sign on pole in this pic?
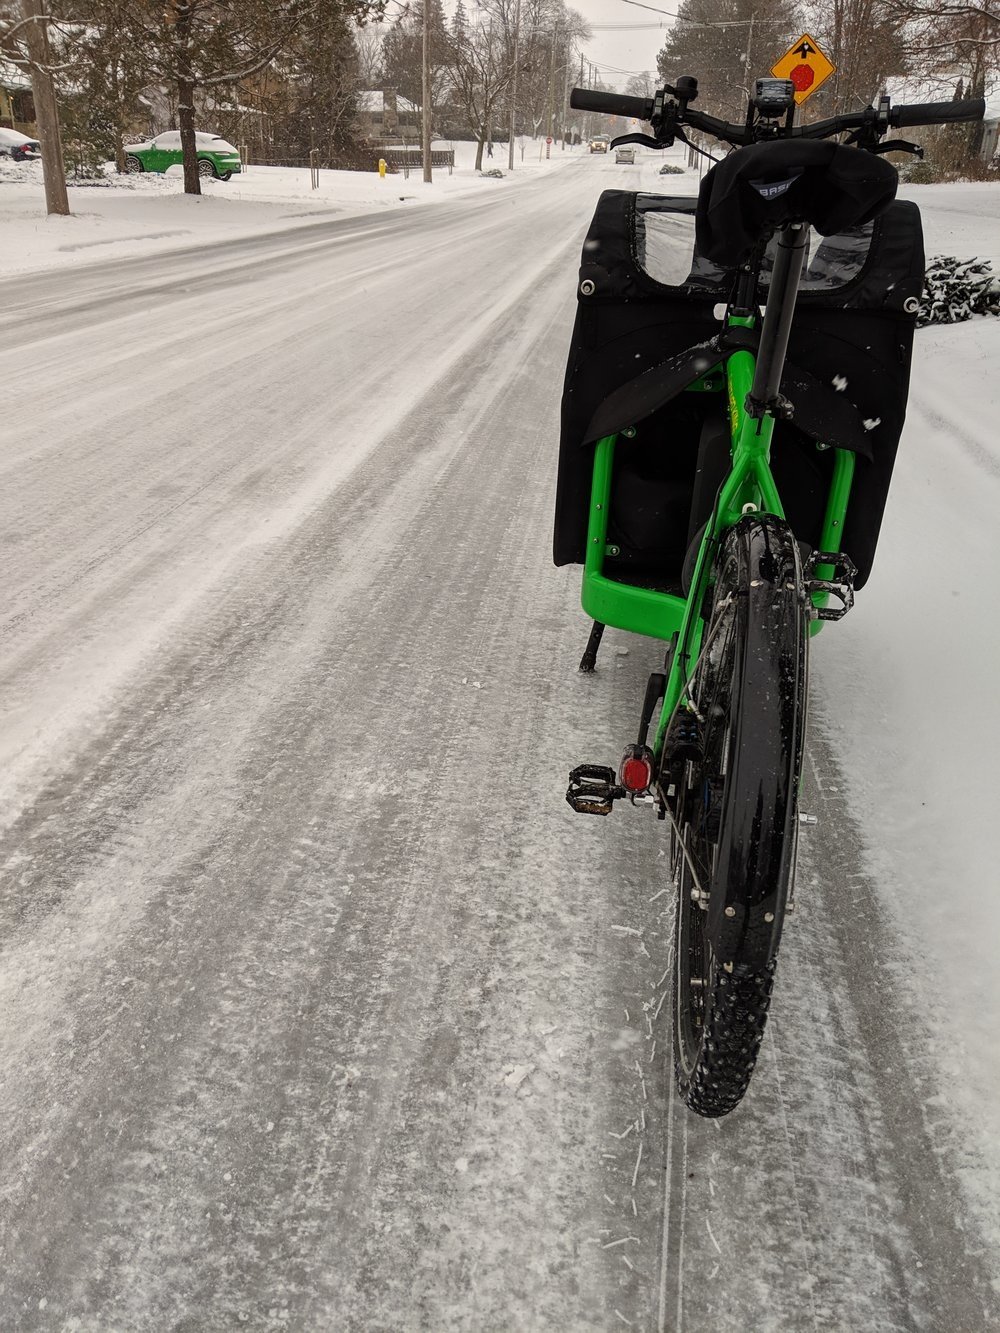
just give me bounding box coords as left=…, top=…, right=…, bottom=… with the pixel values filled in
left=546, top=136, right=553, bottom=144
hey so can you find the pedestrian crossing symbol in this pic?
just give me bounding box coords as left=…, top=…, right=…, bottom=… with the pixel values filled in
left=771, top=34, right=836, bottom=105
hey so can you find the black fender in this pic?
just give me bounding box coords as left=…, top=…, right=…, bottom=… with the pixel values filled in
left=706, top=515, right=809, bottom=968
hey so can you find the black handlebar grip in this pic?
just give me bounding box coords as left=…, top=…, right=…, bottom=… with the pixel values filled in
left=569, top=87, right=654, bottom=121
left=890, top=97, right=985, bottom=127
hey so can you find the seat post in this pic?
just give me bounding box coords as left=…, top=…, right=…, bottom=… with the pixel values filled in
left=747, top=221, right=808, bottom=416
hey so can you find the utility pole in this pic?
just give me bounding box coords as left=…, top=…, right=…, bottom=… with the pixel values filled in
left=546, top=24, right=558, bottom=158
left=19, top=0, right=69, bottom=215
left=421, top=0, right=432, bottom=183
left=743, top=13, right=755, bottom=99
left=507, top=0, right=521, bottom=172
left=561, top=44, right=572, bottom=148
left=580, top=60, right=587, bottom=144
left=582, top=59, right=592, bottom=143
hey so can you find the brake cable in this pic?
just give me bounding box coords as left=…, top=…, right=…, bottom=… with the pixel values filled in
left=674, top=127, right=723, bottom=165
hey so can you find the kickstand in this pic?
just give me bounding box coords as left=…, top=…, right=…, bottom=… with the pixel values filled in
left=578, top=621, right=606, bottom=673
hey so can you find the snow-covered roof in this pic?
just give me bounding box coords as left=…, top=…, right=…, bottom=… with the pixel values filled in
left=357, top=90, right=419, bottom=115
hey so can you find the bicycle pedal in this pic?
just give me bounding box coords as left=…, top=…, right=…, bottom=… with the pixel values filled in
left=566, top=764, right=624, bottom=816
left=804, top=550, right=857, bottom=621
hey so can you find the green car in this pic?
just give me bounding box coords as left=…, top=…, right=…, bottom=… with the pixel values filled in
left=124, top=131, right=242, bottom=181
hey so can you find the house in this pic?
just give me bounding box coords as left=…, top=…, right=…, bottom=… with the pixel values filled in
left=356, top=89, right=420, bottom=143
left=0, top=58, right=36, bottom=134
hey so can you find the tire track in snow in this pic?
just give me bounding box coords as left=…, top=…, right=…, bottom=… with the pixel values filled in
left=0, top=190, right=665, bottom=1327
left=0, top=170, right=591, bottom=828
left=642, top=722, right=998, bottom=1331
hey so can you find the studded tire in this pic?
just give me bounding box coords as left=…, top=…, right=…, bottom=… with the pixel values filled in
left=671, top=515, right=808, bottom=1118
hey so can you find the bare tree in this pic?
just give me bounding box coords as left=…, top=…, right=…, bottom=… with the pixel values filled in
left=447, top=0, right=519, bottom=168
left=806, top=0, right=909, bottom=115
left=354, top=18, right=387, bottom=87
left=511, top=0, right=587, bottom=141
left=623, top=71, right=656, bottom=98
left=1, top=1, right=70, bottom=213
left=880, top=0, right=999, bottom=164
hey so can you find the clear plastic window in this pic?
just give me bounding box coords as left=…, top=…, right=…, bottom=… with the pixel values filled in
left=633, top=195, right=875, bottom=294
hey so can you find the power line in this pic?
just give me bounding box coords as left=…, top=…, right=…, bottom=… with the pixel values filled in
left=618, top=0, right=792, bottom=26
left=588, top=60, right=652, bottom=76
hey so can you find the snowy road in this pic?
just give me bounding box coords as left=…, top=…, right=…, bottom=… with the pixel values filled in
left=1, top=158, right=998, bottom=1329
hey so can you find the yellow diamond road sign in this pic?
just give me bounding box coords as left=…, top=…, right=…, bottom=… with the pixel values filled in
left=771, top=34, right=836, bottom=105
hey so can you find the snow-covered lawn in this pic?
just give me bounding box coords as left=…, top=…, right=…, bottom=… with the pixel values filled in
left=0, top=137, right=579, bottom=277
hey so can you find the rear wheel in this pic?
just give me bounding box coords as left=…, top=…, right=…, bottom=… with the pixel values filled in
left=670, top=515, right=808, bottom=1117
left=125, top=155, right=143, bottom=173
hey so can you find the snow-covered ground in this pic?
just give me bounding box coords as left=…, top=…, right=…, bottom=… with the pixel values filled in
left=1, top=146, right=999, bottom=1326
left=0, top=137, right=577, bottom=277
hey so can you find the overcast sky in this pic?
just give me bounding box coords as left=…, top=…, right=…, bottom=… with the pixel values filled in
left=570, top=0, right=674, bottom=87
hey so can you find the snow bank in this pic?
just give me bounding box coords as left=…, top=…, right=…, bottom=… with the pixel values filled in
left=0, top=138, right=579, bottom=278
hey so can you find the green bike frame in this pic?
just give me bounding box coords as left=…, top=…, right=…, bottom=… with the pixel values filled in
left=580, top=314, right=857, bottom=765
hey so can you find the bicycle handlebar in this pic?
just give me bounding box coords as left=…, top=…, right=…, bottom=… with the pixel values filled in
left=890, top=98, right=985, bottom=127
left=569, top=84, right=985, bottom=148
left=570, top=88, right=653, bottom=121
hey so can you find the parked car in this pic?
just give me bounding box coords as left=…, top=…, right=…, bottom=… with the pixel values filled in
left=615, top=146, right=636, bottom=164
left=124, top=131, right=242, bottom=181
left=0, top=128, right=42, bottom=162
left=589, top=137, right=608, bottom=153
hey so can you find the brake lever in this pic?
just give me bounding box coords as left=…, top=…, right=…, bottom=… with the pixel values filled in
left=870, top=139, right=924, bottom=158
left=610, top=133, right=663, bottom=149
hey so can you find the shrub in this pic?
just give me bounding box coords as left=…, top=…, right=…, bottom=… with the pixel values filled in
left=899, top=158, right=942, bottom=184
left=919, top=255, right=1000, bottom=326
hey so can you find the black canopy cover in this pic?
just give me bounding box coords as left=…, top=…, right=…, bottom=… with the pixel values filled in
left=553, top=189, right=924, bottom=589
left=696, top=139, right=900, bottom=266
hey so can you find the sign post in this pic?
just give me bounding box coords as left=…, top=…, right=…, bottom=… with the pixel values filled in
left=771, top=34, right=836, bottom=106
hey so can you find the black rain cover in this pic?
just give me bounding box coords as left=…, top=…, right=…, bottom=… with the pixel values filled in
left=696, top=140, right=899, bottom=266
left=553, top=189, right=924, bottom=590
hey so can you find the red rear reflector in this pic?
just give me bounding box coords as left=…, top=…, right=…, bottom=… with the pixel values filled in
left=621, top=757, right=652, bottom=792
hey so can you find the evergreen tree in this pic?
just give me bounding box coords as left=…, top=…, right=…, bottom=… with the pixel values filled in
left=382, top=0, right=450, bottom=113
left=657, top=0, right=802, bottom=121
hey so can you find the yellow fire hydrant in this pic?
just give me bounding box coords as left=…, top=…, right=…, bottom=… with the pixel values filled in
left=378, top=158, right=387, bottom=179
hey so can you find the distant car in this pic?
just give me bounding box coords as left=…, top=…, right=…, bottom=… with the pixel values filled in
left=589, top=137, right=608, bottom=153
left=615, top=146, right=636, bottom=164
left=0, top=127, right=42, bottom=162
left=124, top=131, right=242, bottom=181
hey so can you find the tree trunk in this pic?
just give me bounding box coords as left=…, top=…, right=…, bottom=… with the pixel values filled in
left=475, top=127, right=486, bottom=171
left=174, top=1, right=200, bottom=195
left=112, top=55, right=126, bottom=173
left=421, top=0, right=432, bottom=183
left=20, top=0, right=69, bottom=215
left=967, top=67, right=986, bottom=166
left=178, top=75, right=201, bottom=194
